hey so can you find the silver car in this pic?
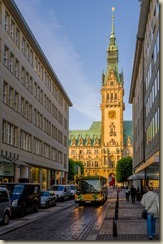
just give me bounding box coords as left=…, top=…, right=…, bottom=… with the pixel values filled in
left=0, top=187, right=11, bottom=225
left=40, top=191, right=57, bottom=208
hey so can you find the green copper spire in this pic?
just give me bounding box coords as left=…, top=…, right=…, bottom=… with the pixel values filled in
left=102, top=7, right=123, bottom=86
left=110, top=7, right=115, bottom=40
left=107, top=6, right=117, bottom=51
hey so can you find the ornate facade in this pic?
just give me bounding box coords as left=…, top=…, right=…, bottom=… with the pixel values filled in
left=69, top=10, right=133, bottom=185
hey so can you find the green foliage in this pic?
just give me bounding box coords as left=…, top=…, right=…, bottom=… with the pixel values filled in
left=68, top=159, right=84, bottom=181
left=116, top=156, right=133, bottom=183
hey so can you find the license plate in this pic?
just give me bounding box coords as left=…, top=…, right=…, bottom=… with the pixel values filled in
left=85, top=201, right=91, bottom=203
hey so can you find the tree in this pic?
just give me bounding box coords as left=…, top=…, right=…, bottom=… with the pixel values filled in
left=68, top=159, right=84, bottom=182
left=115, top=156, right=132, bottom=184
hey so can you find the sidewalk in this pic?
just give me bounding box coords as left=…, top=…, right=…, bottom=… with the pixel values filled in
left=86, top=189, right=160, bottom=241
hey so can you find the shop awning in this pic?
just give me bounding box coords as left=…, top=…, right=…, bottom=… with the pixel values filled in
left=13, top=160, right=28, bottom=167
left=0, top=156, right=13, bottom=163
left=0, top=156, right=28, bottom=166
left=128, top=172, right=159, bottom=180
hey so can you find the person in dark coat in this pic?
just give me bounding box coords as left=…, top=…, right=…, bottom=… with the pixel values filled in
left=125, top=186, right=130, bottom=202
left=130, top=185, right=137, bottom=203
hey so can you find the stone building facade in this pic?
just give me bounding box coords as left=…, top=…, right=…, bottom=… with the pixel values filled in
left=0, top=0, right=72, bottom=189
left=129, top=0, right=159, bottom=190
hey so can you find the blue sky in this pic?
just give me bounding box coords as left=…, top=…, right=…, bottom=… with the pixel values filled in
left=14, top=0, right=140, bottom=130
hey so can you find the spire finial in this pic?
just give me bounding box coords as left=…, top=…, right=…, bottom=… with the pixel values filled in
left=112, top=6, right=115, bottom=16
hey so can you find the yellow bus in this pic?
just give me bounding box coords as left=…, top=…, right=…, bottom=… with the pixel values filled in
left=75, top=176, right=108, bottom=206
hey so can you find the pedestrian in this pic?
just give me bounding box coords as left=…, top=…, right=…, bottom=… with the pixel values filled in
left=125, top=186, right=130, bottom=202
left=141, top=186, right=159, bottom=240
left=130, top=185, right=136, bottom=203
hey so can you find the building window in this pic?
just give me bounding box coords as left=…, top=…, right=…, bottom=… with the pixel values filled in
left=21, top=67, right=25, bottom=85
left=15, top=28, right=20, bottom=47
left=9, top=86, right=14, bottom=108
left=22, top=37, right=25, bottom=55
left=58, top=151, right=62, bottom=164
left=9, top=52, right=14, bottom=73
left=44, top=143, right=50, bottom=159
left=14, top=91, right=19, bottom=112
left=10, top=19, right=15, bottom=39
left=15, top=59, right=19, bottom=79
left=21, top=97, right=25, bottom=116
left=26, top=43, right=29, bottom=60
left=52, top=148, right=57, bottom=161
left=29, top=49, right=33, bottom=66
left=20, top=130, right=32, bottom=152
left=3, top=81, right=8, bottom=104
left=2, top=120, right=18, bottom=146
left=95, top=161, right=99, bottom=167
left=4, top=11, right=9, bottom=32
left=4, top=46, right=9, bottom=67
left=34, top=137, right=42, bottom=156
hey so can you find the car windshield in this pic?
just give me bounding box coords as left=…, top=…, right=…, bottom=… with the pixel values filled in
left=70, top=185, right=75, bottom=190
left=12, top=185, right=24, bottom=195
left=41, top=191, right=49, bottom=197
left=51, top=185, right=64, bottom=191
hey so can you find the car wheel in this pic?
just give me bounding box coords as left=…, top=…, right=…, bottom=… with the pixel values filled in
left=46, top=202, right=49, bottom=208
left=2, top=212, right=10, bottom=225
left=61, top=197, right=64, bottom=202
left=20, top=207, right=25, bottom=217
left=34, top=204, right=39, bottom=213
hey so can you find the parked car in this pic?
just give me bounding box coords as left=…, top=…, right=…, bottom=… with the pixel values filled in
left=0, top=183, right=40, bottom=217
left=70, top=184, right=78, bottom=199
left=0, top=187, right=11, bottom=225
left=40, top=190, right=57, bottom=208
left=50, top=185, right=71, bottom=201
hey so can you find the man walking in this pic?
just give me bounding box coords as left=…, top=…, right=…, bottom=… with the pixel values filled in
left=141, top=187, right=159, bottom=240
left=130, top=185, right=136, bottom=203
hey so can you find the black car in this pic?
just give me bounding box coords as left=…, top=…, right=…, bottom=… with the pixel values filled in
left=0, top=183, right=40, bottom=217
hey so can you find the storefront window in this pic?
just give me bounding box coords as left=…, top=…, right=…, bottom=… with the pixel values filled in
left=31, top=167, right=40, bottom=183
left=42, top=169, right=48, bottom=190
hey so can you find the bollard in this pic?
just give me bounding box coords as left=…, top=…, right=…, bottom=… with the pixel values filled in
left=113, top=218, right=118, bottom=237
left=117, top=190, right=119, bottom=201
left=115, top=205, right=118, bottom=219
left=116, top=200, right=119, bottom=208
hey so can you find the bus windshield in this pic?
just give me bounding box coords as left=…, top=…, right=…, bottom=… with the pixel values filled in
left=81, top=180, right=101, bottom=193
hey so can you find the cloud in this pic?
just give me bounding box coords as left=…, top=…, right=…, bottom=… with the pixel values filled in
left=14, top=0, right=101, bottom=128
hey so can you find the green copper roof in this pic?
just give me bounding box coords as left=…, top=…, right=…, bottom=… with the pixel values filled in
left=123, top=121, right=133, bottom=145
left=69, top=121, right=133, bottom=146
left=69, top=122, right=101, bottom=146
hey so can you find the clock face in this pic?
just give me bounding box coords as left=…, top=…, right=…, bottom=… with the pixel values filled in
left=108, top=110, right=116, bottom=119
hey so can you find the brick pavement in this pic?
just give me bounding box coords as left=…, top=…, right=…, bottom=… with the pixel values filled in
left=85, top=189, right=160, bottom=241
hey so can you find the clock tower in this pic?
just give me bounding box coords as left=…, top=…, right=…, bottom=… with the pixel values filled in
left=100, top=8, right=125, bottom=175
left=69, top=7, right=133, bottom=187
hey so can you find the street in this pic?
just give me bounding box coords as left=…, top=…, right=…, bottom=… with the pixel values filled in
left=0, top=198, right=109, bottom=240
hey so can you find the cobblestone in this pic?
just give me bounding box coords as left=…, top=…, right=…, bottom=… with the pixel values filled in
left=85, top=189, right=160, bottom=241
